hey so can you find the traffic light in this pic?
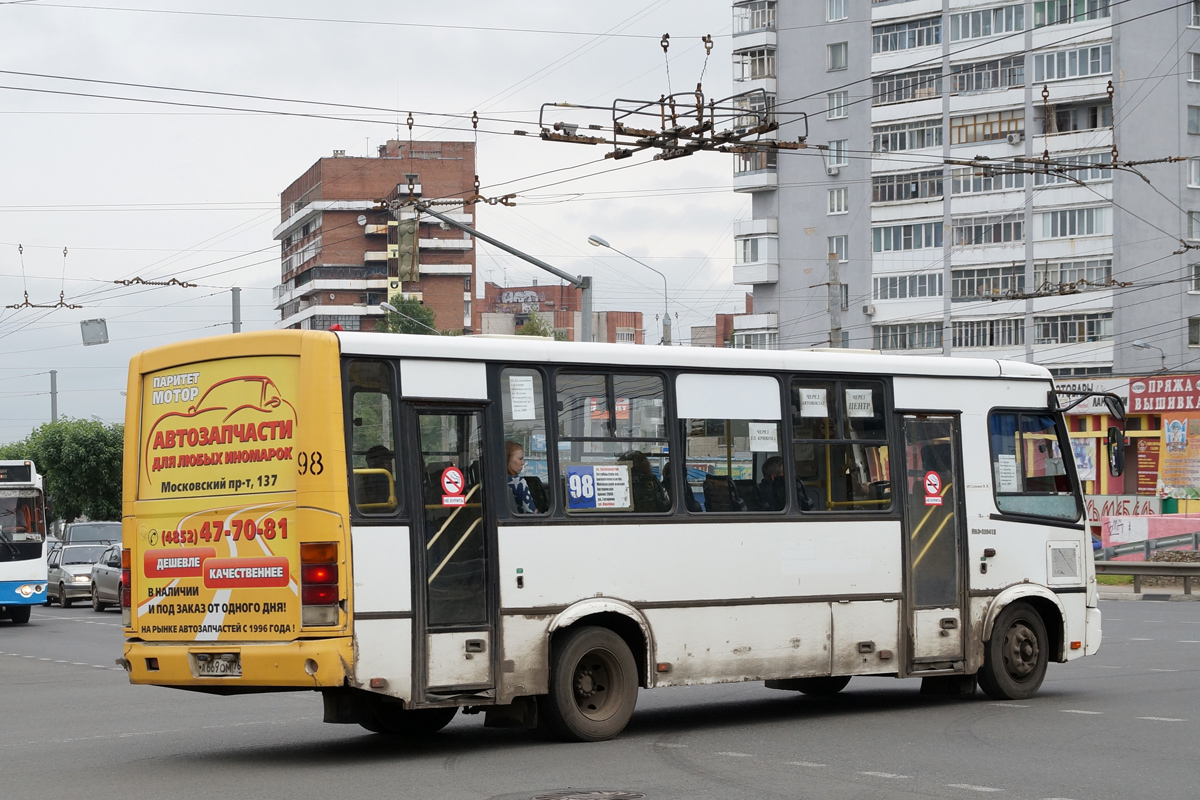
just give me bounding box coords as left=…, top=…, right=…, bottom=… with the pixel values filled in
left=387, top=218, right=418, bottom=282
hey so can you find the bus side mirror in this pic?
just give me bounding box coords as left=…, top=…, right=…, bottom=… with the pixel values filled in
left=1106, top=426, right=1125, bottom=477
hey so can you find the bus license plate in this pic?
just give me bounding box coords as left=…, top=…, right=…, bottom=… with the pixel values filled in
left=193, top=653, right=241, bottom=677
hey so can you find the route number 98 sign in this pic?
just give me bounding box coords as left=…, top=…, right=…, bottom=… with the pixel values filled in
left=565, top=464, right=632, bottom=511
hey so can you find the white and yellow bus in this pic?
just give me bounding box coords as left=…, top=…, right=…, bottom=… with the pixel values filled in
left=120, top=331, right=1113, bottom=741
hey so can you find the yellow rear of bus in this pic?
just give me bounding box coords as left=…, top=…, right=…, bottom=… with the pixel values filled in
left=121, top=331, right=354, bottom=691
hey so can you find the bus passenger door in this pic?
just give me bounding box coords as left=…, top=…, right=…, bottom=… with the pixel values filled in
left=900, top=414, right=967, bottom=669
left=407, top=407, right=495, bottom=702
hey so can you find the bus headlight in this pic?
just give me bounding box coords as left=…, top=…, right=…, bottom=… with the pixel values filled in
left=16, top=583, right=44, bottom=598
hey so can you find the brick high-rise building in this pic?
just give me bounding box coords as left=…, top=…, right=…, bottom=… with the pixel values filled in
left=273, top=140, right=477, bottom=332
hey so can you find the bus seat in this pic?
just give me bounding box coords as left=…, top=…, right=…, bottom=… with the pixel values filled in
left=703, top=475, right=746, bottom=513
left=734, top=479, right=764, bottom=511
left=525, top=475, right=549, bottom=513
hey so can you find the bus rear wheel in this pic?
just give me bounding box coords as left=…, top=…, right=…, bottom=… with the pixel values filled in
left=978, top=601, right=1048, bottom=700
left=9, top=605, right=31, bottom=624
left=365, top=703, right=457, bottom=737
left=539, top=625, right=638, bottom=742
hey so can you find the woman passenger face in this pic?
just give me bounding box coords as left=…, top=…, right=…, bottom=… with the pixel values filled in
left=507, top=447, right=525, bottom=476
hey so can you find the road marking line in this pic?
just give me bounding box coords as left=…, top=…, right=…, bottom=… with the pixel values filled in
left=990, top=703, right=1030, bottom=708
left=653, top=743, right=688, bottom=748
left=786, top=761, right=827, bottom=768
left=1061, top=710, right=1103, bottom=715
left=1130, top=638, right=1153, bottom=641
left=947, top=784, right=1002, bottom=792
left=717, top=751, right=754, bottom=757
left=1178, top=641, right=1200, bottom=644
left=1137, top=716, right=1186, bottom=722
left=1091, top=665, right=1122, bottom=669
left=859, top=772, right=910, bottom=779
left=1147, top=668, right=1179, bottom=672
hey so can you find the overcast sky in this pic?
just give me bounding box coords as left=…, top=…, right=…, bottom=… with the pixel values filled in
left=0, top=0, right=756, bottom=444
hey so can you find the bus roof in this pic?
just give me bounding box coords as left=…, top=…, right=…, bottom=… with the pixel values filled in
left=129, top=330, right=1051, bottom=383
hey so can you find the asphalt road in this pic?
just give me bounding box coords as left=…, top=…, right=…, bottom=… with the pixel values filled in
left=2, top=600, right=1198, bottom=800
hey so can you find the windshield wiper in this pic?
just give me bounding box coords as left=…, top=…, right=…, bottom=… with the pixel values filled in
left=0, top=531, right=21, bottom=559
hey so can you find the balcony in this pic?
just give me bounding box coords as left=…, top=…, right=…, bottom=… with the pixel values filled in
left=734, top=217, right=778, bottom=237
left=733, top=261, right=779, bottom=285
left=419, top=236, right=473, bottom=250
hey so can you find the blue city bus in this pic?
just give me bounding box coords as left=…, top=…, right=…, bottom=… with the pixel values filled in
left=0, top=460, right=48, bottom=623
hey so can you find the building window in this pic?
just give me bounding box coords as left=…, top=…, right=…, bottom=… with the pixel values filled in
left=872, top=17, right=941, bottom=53
left=734, top=149, right=777, bottom=174
left=616, top=330, right=636, bottom=343
left=1194, top=0, right=1200, bottom=27
left=872, top=68, right=942, bottom=105
left=872, top=170, right=944, bottom=203
left=1034, top=258, right=1113, bottom=288
left=952, top=265, right=1025, bottom=300
left=1190, top=158, right=1200, bottom=187
left=734, top=47, right=776, bottom=81
left=873, top=322, right=943, bottom=350
left=952, top=318, right=1025, bottom=347
left=735, top=237, right=762, bottom=263
left=952, top=215, right=1024, bottom=246
left=733, top=331, right=778, bottom=349
left=950, top=109, right=1024, bottom=144
left=1190, top=212, right=1200, bottom=241
left=734, top=91, right=775, bottom=131
left=950, top=4, right=1025, bottom=41
left=951, top=56, right=1025, bottom=93
left=952, top=167, right=1024, bottom=195
left=873, top=273, right=943, bottom=300
left=827, top=91, right=848, bottom=119
left=872, top=221, right=944, bottom=252
left=1034, top=312, right=1112, bottom=344
left=828, top=139, right=849, bottom=166
left=828, top=42, right=848, bottom=71
left=1034, top=44, right=1112, bottom=82
left=1044, top=102, right=1112, bottom=134
left=1191, top=317, right=1200, bottom=346
left=872, top=117, right=942, bottom=152
left=1191, top=107, right=1200, bottom=135
left=1032, top=151, right=1112, bottom=186
left=1036, top=206, right=1112, bottom=239
left=734, top=0, right=776, bottom=34
left=305, top=315, right=361, bottom=331
left=828, top=187, right=849, bottom=215
left=1192, top=264, right=1200, bottom=292
left=828, top=0, right=847, bottom=22
left=828, top=235, right=848, bottom=262
left=1033, top=0, right=1111, bottom=28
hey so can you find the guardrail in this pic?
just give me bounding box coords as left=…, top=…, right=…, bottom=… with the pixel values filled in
left=1093, top=560, right=1200, bottom=595
left=1098, top=532, right=1200, bottom=561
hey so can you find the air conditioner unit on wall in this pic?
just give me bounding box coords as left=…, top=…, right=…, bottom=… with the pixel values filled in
left=826, top=165, right=840, bottom=176
left=1006, top=132, right=1024, bottom=145
left=862, top=304, right=876, bottom=316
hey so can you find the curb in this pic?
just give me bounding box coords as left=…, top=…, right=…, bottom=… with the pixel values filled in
left=1099, top=592, right=1199, bottom=602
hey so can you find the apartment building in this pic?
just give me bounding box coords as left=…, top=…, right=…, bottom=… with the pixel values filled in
left=273, top=140, right=477, bottom=333
left=476, top=281, right=645, bottom=343
left=730, top=0, right=1200, bottom=376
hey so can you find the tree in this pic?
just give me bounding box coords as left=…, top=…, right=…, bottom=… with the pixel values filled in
left=377, top=294, right=439, bottom=335
left=0, top=418, right=124, bottom=522
left=516, top=310, right=567, bottom=341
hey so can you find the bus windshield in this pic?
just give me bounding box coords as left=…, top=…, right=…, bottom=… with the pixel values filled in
left=0, top=491, right=43, bottom=539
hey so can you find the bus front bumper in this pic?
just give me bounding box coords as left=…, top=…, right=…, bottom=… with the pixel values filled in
left=123, top=637, right=354, bottom=689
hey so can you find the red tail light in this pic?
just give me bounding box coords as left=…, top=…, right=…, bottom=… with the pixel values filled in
left=300, top=542, right=338, bottom=626
left=120, top=548, right=131, bottom=609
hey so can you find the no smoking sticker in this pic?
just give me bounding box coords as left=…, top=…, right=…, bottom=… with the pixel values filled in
left=441, top=466, right=466, bottom=506
left=923, top=470, right=943, bottom=506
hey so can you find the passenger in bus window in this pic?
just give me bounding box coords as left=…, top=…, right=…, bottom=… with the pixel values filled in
left=506, top=441, right=537, bottom=514
left=758, top=456, right=786, bottom=511
left=624, top=450, right=671, bottom=513
left=358, top=445, right=395, bottom=508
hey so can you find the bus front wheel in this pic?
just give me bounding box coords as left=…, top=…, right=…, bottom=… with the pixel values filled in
left=539, top=625, right=638, bottom=742
left=978, top=601, right=1048, bottom=700
left=8, top=605, right=31, bottom=624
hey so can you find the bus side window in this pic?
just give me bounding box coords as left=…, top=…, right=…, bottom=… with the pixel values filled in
left=346, top=359, right=399, bottom=516
left=500, top=368, right=550, bottom=515
left=556, top=372, right=670, bottom=515
left=791, top=379, right=891, bottom=512
left=989, top=411, right=1079, bottom=520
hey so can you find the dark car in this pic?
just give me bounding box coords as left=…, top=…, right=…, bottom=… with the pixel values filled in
left=62, top=521, right=120, bottom=546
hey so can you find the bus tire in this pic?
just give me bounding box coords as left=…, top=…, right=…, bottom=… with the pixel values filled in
left=9, top=605, right=31, bottom=624
left=978, top=601, right=1048, bottom=701
left=539, top=625, right=638, bottom=742
left=369, top=704, right=457, bottom=737
left=60, top=584, right=72, bottom=608
left=789, top=676, right=852, bottom=697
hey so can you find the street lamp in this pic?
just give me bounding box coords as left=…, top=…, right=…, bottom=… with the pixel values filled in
left=1131, top=340, right=1166, bottom=372
left=587, top=235, right=671, bottom=345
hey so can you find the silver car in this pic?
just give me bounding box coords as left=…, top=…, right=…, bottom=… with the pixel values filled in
left=47, top=545, right=108, bottom=607
left=90, top=543, right=123, bottom=612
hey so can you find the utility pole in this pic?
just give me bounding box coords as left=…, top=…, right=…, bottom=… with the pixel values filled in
left=231, top=287, right=242, bottom=333
left=827, top=253, right=842, bottom=348
left=394, top=200, right=594, bottom=343
left=50, top=370, right=57, bottom=422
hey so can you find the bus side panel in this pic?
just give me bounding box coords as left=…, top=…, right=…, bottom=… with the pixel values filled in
left=348, top=524, right=413, bottom=702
